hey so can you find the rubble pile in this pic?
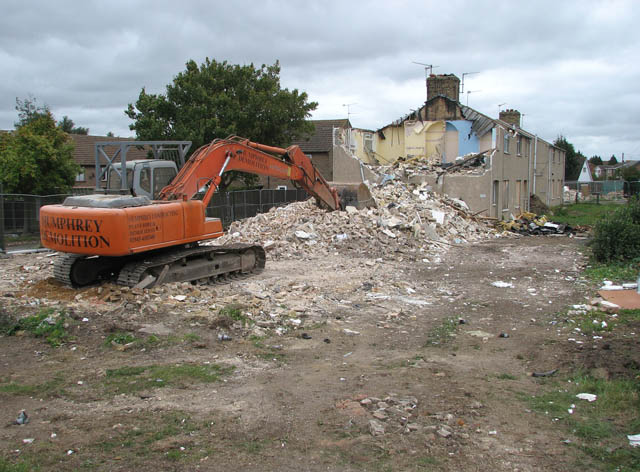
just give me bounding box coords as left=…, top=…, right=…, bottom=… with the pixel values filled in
left=214, top=181, right=501, bottom=261
left=373, top=150, right=491, bottom=184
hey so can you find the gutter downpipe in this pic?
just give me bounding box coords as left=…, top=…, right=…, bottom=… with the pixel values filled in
left=548, top=147, right=552, bottom=206
left=527, top=138, right=532, bottom=212
left=533, top=135, right=538, bottom=201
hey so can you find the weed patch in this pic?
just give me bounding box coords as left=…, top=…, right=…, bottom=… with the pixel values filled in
left=219, top=304, right=252, bottom=325
left=582, top=261, right=640, bottom=284
left=2, top=308, right=70, bottom=346
left=0, top=374, right=66, bottom=398
left=425, top=317, right=458, bottom=346
left=104, top=363, right=234, bottom=395
left=525, top=372, right=640, bottom=470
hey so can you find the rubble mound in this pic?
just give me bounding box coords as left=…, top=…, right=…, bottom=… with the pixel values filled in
left=213, top=181, right=502, bottom=261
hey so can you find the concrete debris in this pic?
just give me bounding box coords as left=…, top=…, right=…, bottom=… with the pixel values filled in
left=214, top=179, right=502, bottom=264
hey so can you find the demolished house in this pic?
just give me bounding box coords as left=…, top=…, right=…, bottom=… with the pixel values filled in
left=350, top=74, right=565, bottom=219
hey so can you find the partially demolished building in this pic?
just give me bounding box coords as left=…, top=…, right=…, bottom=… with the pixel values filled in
left=352, top=74, right=565, bottom=219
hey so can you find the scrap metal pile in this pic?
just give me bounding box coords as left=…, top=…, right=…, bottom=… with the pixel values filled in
left=498, top=212, right=574, bottom=236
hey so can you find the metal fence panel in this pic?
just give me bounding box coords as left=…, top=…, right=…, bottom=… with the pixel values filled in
left=0, top=188, right=310, bottom=242
left=563, top=181, right=625, bottom=203
left=206, top=188, right=309, bottom=227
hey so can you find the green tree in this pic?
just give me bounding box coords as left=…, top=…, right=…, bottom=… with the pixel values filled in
left=589, top=155, right=603, bottom=166
left=125, top=58, right=317, bottom=190
left=0, top=108, right=79, bottom=194
left=57, top=116, right=89, bottom=135
left=609, top=155, right=618, bottom=165
left=554, top=135, right=582, bottom=181
left=621, top=165, right=640, bottom=182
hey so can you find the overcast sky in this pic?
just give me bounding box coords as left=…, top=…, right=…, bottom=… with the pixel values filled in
left=1, top=0, right=638, bottom=160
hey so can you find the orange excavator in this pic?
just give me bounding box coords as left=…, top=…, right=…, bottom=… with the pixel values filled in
left=40, top=136, right=370, bottom=288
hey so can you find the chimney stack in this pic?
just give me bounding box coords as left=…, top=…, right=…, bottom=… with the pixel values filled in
left=499, top=109, right=521, bottom=127
left=427, top=74, right=460, bottom=103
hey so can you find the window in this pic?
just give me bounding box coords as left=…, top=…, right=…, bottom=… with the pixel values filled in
left=517, top=137, right=522, bottom=156
left=75, top=169, right=86, bottom=182
left=503, top=132, right=510, bottom=154
left=523, top=137, right=530, bottom=158
left=523, top=180, right=529, bottom=210
left=363, top=133, right=374, bottom=154
left=277, top=185, right=288, bottom=190
left=153, top=167, right=177, bottom=198
left=503, top=180, right=510, bottom=211
left=515, top=180, right=522, bottom=210
left=139, top=167, right=151, bottom=194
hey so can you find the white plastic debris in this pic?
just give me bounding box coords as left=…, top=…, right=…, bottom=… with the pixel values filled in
left=294, top=230, right=312, bottom=240
left=343, top=328, right=361, bottom=336
left=491, top=281, right=513, bottom=288
left=576, top=393, right=597, bottom=402
left=431, top=210, right=445, bottom=225
left=628, top=434, right=640, bottom=447
left=171, top=295, right=187, bottom=302
left=600, top=280, right=624, bottom=291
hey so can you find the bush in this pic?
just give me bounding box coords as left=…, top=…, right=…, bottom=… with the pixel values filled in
left=589, top=197, right=640, bottom=262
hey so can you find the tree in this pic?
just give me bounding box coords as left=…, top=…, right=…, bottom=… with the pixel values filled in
left=621, top=165, right=640, bottom=182
left=57, top=116, right=89, bottom=135
left=589, top=155, right=603, bottom=166
left=609, top=155, right=618, bottom=165
left=14, top=96, right=50, bottom=127
left=554, top=135, right=582, bottom=181
left=126, top=58, right=318, bottom=190
left=0, top=105, right=79, bottom=194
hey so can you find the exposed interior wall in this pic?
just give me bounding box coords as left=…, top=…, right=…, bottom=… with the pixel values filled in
left=440, top=173, right=492, bottom=215
left=444, top=122, right=459, bottom=163
left=375, top=126, right=405, bottom=165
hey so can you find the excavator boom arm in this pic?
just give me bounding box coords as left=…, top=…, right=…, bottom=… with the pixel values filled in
left=157, top=136, right=340, bottom=210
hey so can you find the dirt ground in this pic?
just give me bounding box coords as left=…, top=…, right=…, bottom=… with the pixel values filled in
left=0, top=235, right=635, bottom=471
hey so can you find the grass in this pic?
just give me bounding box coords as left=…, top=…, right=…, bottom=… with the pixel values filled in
left=526, top=372, right=640, bottom=470
left=425, top=317, right=458, bottom=346
left=564, top=308, right=640, bottom=336
left=103, top=362, right=234, bottom=395
left=0, top=457, right=38, bottom=472
left=0, top=373, right=66, bottom=398
left=551, top=202, right=624, bottom=227
left=496, top=373, right=517, bottom=380
left=1, top=308, right=70, bottom=346
left=219, top=304, right=252, bottom=325
left=582, top=260, right=640, bottom=284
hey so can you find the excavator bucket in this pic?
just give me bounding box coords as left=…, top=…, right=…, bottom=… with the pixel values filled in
left=332, top=182, right=376, bottom=210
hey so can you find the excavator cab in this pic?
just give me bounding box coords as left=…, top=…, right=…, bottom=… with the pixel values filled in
left=106, top=160, right=178, bottom=199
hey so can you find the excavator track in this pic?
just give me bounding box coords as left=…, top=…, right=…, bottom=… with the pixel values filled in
left=116, top=243, right=265, bottom=288
left=53, top=253, right=127, bottom=288
left=52, top=243, right=265, bottom=288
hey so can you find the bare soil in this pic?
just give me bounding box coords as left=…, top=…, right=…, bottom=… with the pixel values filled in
left=0, top=236, right=636, bottom=471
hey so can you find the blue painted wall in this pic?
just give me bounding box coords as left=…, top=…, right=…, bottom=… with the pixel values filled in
left=449, top=120, right=479, bottom=156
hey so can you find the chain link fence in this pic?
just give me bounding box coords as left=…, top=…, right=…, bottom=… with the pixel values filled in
left=0, top=188, right=309, bottom=251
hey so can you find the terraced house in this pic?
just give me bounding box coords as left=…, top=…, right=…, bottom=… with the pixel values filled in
left=351, top=74, right=564, bottom=219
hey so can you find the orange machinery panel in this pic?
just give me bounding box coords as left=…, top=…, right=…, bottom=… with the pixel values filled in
left=40, top=200, right=224, bottom=257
